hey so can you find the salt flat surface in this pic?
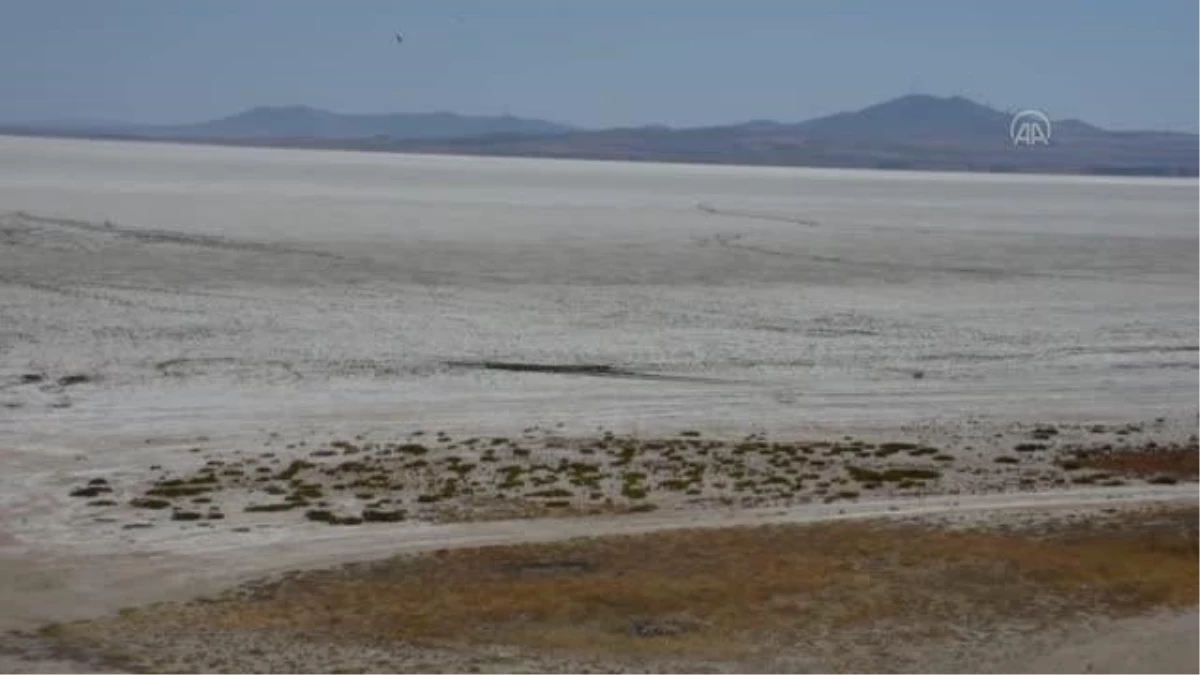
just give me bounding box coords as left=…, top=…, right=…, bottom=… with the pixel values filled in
left=1, top=135, right=1195, bottom=449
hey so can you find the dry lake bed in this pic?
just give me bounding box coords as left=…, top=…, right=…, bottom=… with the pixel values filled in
left=0, top=135, right=1196, bottom=672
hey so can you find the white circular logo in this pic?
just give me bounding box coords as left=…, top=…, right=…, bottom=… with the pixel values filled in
left=1010, top=109, right=1052, bottom=146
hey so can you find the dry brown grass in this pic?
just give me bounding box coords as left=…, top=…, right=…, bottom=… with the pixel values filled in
left=1068, top=442, right=1199, bottom=480
left=69, top=506, right=1198, bottom=668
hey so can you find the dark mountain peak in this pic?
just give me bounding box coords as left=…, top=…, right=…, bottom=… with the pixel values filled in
left=798, top=94, right=1009, bottom=138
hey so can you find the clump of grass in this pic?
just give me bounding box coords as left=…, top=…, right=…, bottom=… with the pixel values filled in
left=362, top=509, right=407, bottom=523
left=1031, top=426, right=1059, bottom=440
left=398, top=444, right=429, bottom=456
left=145, top=484, right=212, bottom=498
left=171, top=510, right=203, bottom=521
left=995, top=456, right=1020, bottom=465
left=1014, top=443, right=1047, bottom=452
left=69, top=485, right=111, bottom=498
left=621, top=485, right=648, bottom=500
left=875, top=442, right=918, bottom=456
left=846, top=466, right=941, bottom=483
left=305, top=509, right=337, bottom=523
left=526, top=488, right=574, bottom=499
left=130, top=497, right=171, bottom=509
left=277, top=460, right=315, bottom=480
left=291, top=484, right=324, bottom=500
left=245, top=502, right=302, bottom=513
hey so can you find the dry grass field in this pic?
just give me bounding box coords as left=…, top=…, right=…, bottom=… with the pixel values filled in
left=21, top=504, right=1197, bottom=673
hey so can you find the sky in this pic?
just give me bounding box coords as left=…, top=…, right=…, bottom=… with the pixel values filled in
left=0, top=0, right=1196, bottom=132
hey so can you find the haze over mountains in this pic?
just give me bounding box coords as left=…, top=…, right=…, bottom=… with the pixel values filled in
left=4, top=95, right=1195, bottom=176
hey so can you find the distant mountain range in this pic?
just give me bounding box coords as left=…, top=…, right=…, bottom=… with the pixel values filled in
left=7, top=105, right=575, bottom=141
left=3, top=95, right=1195, bottom=176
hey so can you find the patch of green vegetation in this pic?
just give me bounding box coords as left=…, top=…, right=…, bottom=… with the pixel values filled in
left=277, top=460, right=315, bottom=480
left=876, top=442, right=919, bottom=455
left=527, top=488, right=574, bottom=499
left=87, top=499, right=118, bottom=507
left=398, top=444, right=429, bottom=456
left=69, top=486, right=111, bottom=498
left=362, top=509, right=407, bottom=523
left=146, top=484, right=212, bottom=498
left=130, top=497, right=171, bottom=509
left=171, top=510, right=203, bottom=521
left=245, top=502, right=303, bottom=513
left=994, top=456, right=1020, bottom=465
left=621, top=485, right=648, bottom=500
left=1014, top=443, right=1047, bottom=452
left=846, top=466, right=942, bottom=483
left=305, top=509, right=341, bottom=524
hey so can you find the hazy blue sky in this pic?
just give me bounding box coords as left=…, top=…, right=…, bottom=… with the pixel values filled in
left=0, top=0, right=1196, bottom=131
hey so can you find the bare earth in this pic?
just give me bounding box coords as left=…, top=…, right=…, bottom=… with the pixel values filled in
left=1, top=136, right=1196, bottom=672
